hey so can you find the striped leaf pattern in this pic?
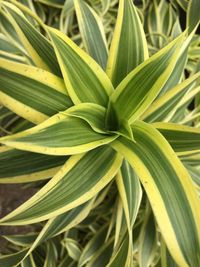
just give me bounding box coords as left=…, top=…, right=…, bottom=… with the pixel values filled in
left=74, top=0, right=108, bottom=69
left=0, top=113, right=116, bottom=155
left=139, top=207, right=157, bottom=267
left=1, top=2, right=61, bottom=75
left=0, top=58, right=72, bottom=124
left=48, top=27, right=114, bottom=107
left=106, top=0, right=148, bottom=87
left=2, top=201, right=94, bottom=266
left=111, top=121, right=200, bottom=267
left=0, top=146, right=67, bottom=183
left=0, top=0, right=199, bottom=266
left=142, top=72, right=200, bottom=122
left=0, top=146, right=122, bottom=225
left=154, top=122, right=200, bottom=155
left=116, top=160, right=142, bottom=229
left=106, top=33, right=185, bottom=130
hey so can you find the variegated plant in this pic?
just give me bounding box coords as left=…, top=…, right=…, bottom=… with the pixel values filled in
left=0, top=0, right=200, bottom=266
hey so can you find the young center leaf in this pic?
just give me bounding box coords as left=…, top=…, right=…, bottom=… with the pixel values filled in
left=106, top=33, right=186, bottom=131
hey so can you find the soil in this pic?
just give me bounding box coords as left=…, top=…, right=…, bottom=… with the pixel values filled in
left=0, top=184, right=37, bottom=253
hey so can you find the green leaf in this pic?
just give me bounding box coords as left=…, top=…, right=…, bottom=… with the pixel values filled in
left=58, top=256, right=73, bottom=267
left=21, top=254, right=37, bottom=267
left=184, top=164, right=200, bottom=188
left=0, top=33, right=22, bottom=54
left=74, top=0, right=108, bottom=69
left=106, top=0, right=148, bottom=87
left=36, top=0, right=64, bottom=8
left=44, top=242, right=57, bottom=267
left=33, top=201, right=94, bottom=245
left=106, top=234, right=131, bottom=267
left=48, top=27, right=114, bottom=107
left=62, top=238, right=81, bottom=262
left=158, top=28, right=198, bottom=96
left=0, top=51, right=27, bottom=64
left=0, top=146, right=122, bottom=225
left=180, top=152, right=200, bottom=167
left=0, top=58, right=72, bottom=124
left=171, top=17, right=182, bottom=39
left=170, top=87, right=200, bottom=124
left=139, top=207, right=157, bottom=267
left=78, top=225, right=108, bottom=266
left=111, top=121, right=200, bottom=267
left=106, top=33, right=185, bottom=130
left=65, top=103, right=107, bottom=134
left=3, top=233, right=37, bottom=247
left=142, top=72, right=200, bottom=122
left=1, top=2, right=61, bottom=76
left=187, top=0, right=200, bottom=33
left=0, top=12, right=27, bottom=56
left=116, top=160, right=142, bottom=229
left=159, top=1, right=174, bottom=37
left=60, top=0, right=74, bottom=33
left=3, top=201, right=94, bottom=267
left=0, top=113, right=116, bottom=155
left=175, top=0, right=188, bottom=11
left=100, top=0, right=110, bottom=15
left=0, top=146, right=67, bottom=183
left=0, top=249, right=28, bottom=267
left=147, top=0, right=161, bottom=48
left=113, top=199, right=124, bottom=248
left=161, top=240, right=179, bottom=267
left=157, top=50, right=187, bottom=96
left=86, top=237, right=114, bottom=267
left=153, top=122, right=200, bottom=155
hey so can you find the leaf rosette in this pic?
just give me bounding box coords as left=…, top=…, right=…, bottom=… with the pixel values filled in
left=0, top=0, right=200, bottom=266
